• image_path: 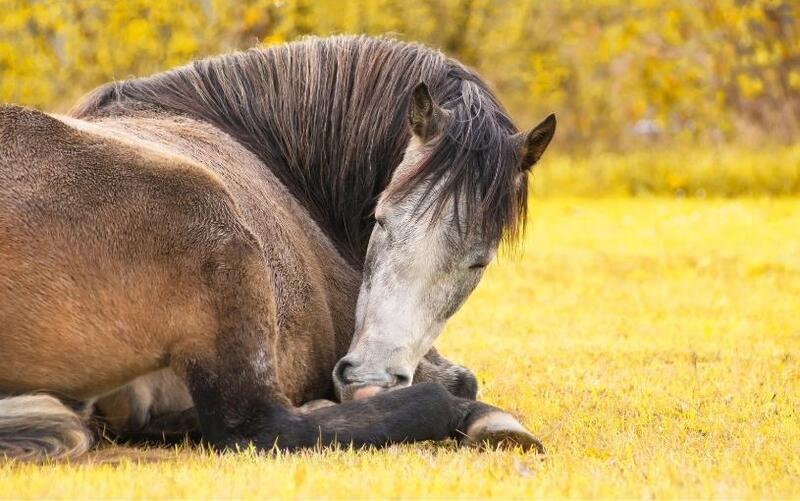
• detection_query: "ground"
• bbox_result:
[2,198,798,498]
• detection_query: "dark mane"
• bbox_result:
[71,35,526,265]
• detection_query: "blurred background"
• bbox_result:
[1,0,798,196]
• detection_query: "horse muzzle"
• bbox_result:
[332,355,413,401]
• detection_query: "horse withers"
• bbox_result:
[0,36,555,460]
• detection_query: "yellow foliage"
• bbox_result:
[0,0,798,148]
[1,198,798,498]
[533,145,800,197]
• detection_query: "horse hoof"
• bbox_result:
[461,412,545,454]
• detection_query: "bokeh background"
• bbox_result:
[1,0,798,196]
[2,2,799,498]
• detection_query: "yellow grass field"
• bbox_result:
[1,198,798,498]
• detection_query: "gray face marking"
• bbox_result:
[333,138,500,400]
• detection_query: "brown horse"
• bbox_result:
[0,36,555,460]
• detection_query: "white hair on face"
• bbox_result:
[337,136,498,399]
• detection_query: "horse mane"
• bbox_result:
[71,35,526,266]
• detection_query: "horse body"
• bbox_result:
[0,36,553,459]
[0,105,489,457]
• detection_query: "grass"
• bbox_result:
[1,198,799,498]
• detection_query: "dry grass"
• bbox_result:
[1,198,798,498]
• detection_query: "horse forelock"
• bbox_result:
[70,35,527,264]
[389,71,527,247]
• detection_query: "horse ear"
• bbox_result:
[516,113,556,171]
[408,82,445,142]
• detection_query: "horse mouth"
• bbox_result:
[336,383,388,402]
[351,385,385,400]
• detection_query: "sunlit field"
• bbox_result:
[2,197,797,498]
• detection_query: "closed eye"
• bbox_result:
[468,262,488,270]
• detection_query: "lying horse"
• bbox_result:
[0,36,555,460]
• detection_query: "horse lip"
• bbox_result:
[337,382,390,402]
[351,385,385,400]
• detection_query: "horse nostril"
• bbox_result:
[391,370,412,388]
[333,358,356,385]
[334,358,412,391]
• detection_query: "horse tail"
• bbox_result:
[0,394,94,461]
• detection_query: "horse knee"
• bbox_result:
[414,355,478,400]
[445,365,478,400]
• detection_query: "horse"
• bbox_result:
[0,35,555,460]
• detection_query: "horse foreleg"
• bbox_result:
[415,347,478,400]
